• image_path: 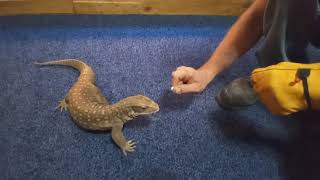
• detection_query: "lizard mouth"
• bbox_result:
[140,110,159,116]
[140,107,160,116]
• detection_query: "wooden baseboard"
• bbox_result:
[0,0,253,16]
[0,0,74,16]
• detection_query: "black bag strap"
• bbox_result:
[297,68,312,109]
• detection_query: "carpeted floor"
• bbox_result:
[1,15,320,180]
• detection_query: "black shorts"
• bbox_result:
[256,0,320,67]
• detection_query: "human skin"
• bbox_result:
[171,0,267,94]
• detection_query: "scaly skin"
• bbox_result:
[36,59,159,156]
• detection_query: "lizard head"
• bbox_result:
[122,95,160,117]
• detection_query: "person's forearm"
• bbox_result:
[199,0,267,78]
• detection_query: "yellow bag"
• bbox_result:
[251,62,320,115]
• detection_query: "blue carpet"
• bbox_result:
[1,15,320,180]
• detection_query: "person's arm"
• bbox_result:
[171,0,267,94]
[200,0,267,76]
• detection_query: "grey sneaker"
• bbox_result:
[215,77,258,110]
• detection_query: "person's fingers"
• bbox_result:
[176,66,188,71]
[171,71,182,87]
[173,83,203,94]
[171,66,194,87]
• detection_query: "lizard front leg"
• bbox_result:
[111,122,136,156]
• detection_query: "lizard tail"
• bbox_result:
[35,59,96,83]
[34,59,89,71]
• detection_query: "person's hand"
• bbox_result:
[171,66,215,94]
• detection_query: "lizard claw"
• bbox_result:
[122,140,137,156]
[122,150,128,156]
[56,99,68,112]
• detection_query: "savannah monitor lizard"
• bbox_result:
[35,59,159,156]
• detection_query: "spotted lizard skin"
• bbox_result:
[36,59,159,155]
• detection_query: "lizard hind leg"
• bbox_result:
[56,98,68,112]
[89,85,110,105]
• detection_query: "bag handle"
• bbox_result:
[296,68,312,109]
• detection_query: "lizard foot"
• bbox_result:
[122,140,136,156]
[56,99,68,112]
